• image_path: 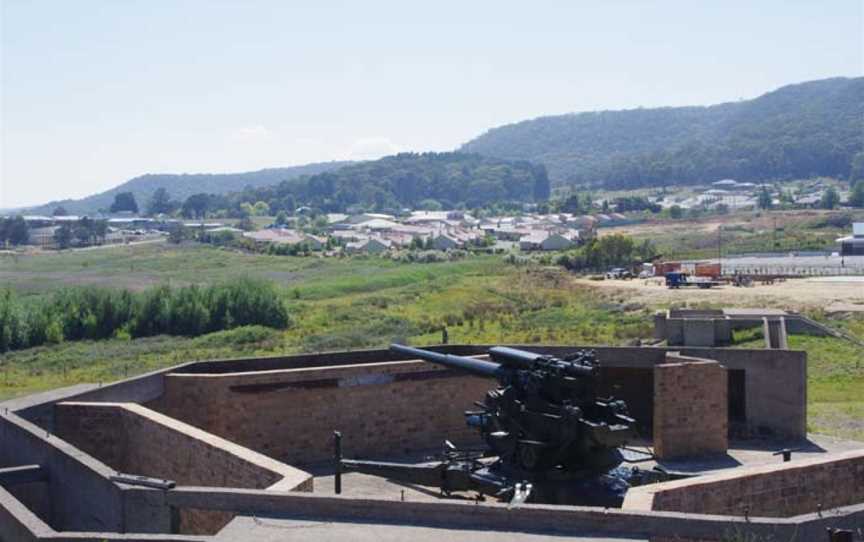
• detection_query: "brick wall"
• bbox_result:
[654,356,728,460]
[54,402,311,535]
[624,449,864,518]
[150,360,492,466]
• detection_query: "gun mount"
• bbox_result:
[338,345,687,505]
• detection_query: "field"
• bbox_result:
[601,209,864,260]
[1,242,862,441]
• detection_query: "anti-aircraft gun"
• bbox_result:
[338,345,679,505]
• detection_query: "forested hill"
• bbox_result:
[461,77,864,189]
[24,161,351,215]
[222,152,550,212]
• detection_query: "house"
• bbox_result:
[519,230,579,251]
[837,223,864,256]
[430,233,460,251]
[345,237,391,254]
[243,229,304,244]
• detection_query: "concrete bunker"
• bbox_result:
[0,343,858,542]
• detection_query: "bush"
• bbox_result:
[0,279,292,353]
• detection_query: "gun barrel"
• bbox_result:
[489,346,596,378]
[488,346,543,369]
[390,344,500,378]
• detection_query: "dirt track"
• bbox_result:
[573,276,864,312]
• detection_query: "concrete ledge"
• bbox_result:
[623,448,864,518]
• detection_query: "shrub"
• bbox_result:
[0,279,292,353]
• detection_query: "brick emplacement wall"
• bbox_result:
[54,402,311,534]
[150,360,491,465]
[624,449,864,518]
[654,355,728,459]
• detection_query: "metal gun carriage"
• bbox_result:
[337,344,683,505]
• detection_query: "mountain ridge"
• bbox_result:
[460,76,864,189]
[18,161,352,215]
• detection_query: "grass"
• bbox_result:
[636,208,864,260]
[0,245,649,401]
[2,242,863,445]
[733,321,864,441]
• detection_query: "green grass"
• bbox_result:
[642,209,864,260]
[733,323,864,441]
[0,245,649,401]
[2,243,863,444]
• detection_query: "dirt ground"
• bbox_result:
[573,275,864,312]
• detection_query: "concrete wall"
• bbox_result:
[624,449,864,518]
[54,402,311,535]
[151,360,490,466]
[146,344,805,464]
[0,411,124,532]
[654,356,728,459]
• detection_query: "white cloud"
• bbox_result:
[346,136,402,161]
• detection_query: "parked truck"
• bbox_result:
[665,271,721,289]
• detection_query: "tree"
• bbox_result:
[237,216,255,231]
[532,165,551,201]
[757,186,773,210]
[147,188,174,216]
[253,201,270,216]
[669,205,683,219]
[54,224,73,249]
[5,216,29,246]
[851,151,864,182]
[274,211,289,226]
[182,194,211,219]
[52,206,69,216]
[560,194,581,214]
[418,199,443,211]
[850,180,864,208]
[819,186,840,210]
[239,202,255,217]
[110,192,139,214]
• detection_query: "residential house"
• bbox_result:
[519,230,579,251]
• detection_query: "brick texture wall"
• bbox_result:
[54,402,311,535]
[624,449,864,519]
[150,360,492,466]
[654,357,728,460]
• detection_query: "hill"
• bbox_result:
[22,161,351,215]
[461,77,864,189]
[222,152,550,212]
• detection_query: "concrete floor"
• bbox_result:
[215,517,648,542]
[311,434,864,503]
[208,434,864,541]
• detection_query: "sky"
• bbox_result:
[1,1,862,209]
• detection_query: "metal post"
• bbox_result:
[334,431,342,494]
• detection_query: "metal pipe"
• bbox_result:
[334,431,342,494]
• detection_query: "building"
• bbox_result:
[345,237,391,254]
[519,230,579,251]
[27,226,59,248]
[837,222,864,256]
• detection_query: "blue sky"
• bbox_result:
[1,0,862,208]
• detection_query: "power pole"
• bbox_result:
[717,226,723,275]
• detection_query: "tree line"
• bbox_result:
[124,152,550,219]
[0,279,290,353]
